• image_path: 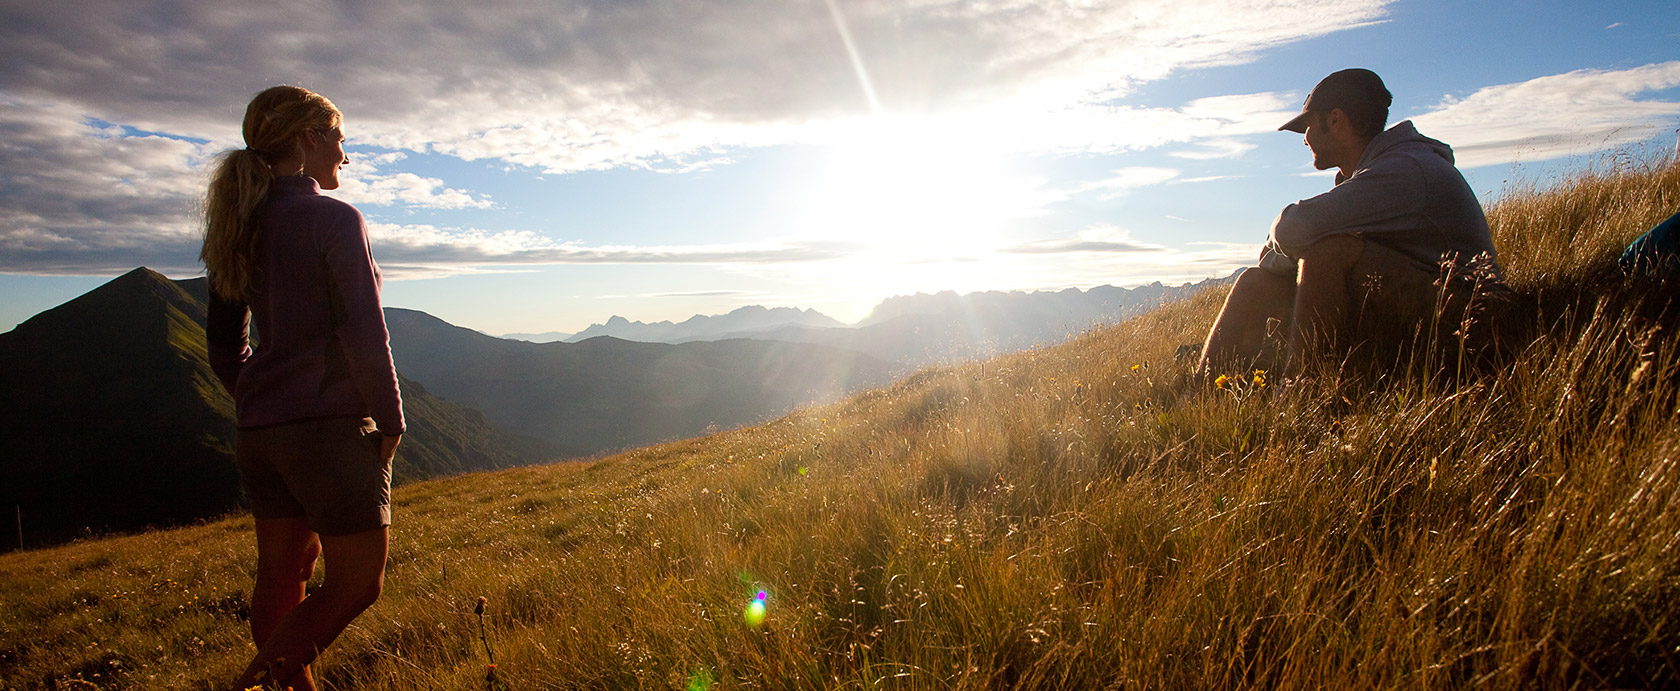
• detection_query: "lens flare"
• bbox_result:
[744,590,769,627]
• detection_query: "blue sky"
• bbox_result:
[1,0,1676,336]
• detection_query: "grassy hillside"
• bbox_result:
[2,158,1677,689]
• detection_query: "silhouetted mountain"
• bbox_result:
[384,308,893,456]
[0,268,553,549]
[0,268,235,548]
[566,305,844,343]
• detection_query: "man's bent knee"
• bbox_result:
[1234,265,1290,287]
[1229,266,1295,304]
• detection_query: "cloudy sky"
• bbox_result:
[2,0,1677,335]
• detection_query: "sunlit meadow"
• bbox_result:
[3,158,1678,689]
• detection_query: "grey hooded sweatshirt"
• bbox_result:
[1262,120,1500,278]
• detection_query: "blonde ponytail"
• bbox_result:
[201,86,342,300]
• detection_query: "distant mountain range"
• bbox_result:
[564,305,844,343]
[383,308,895,457]
[0,268,550,549]
[811,279,1236,366]
[550,278,1236,368]
[853,281,1225,329]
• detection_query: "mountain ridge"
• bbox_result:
[383,307,896,457]
[544,277,1236,368]
[0,268,554,549]
[565,304,844,343]
[764,275,1237,367]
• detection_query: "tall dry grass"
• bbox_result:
[2,159,1678,690]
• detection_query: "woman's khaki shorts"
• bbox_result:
[235,416,392,536]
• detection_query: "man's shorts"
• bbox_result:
[235,416,392,536]
[1347,240,1511,353]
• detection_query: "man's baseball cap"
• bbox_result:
[1279,68,1392,133]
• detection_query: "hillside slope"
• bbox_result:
[0,268,238,548]
[1,161,1677,689]
[384,308,897,457]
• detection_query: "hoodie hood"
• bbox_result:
[1357,120,1455,169]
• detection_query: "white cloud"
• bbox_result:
[1005,225,1164,254]
[0,97,498,275]
[985,89,1299,159]
[331,155,494,210]
[1180,92,1299,133]
[650,290,759,298]
[1170,138,1261,160]
[28,3,1676,321]
[0,0,1394,275]
[0,0,1391,173]
[1410,61,1680,169]
[1076,167,1183,199]
[0,98,209,275]
[364,221,846,277]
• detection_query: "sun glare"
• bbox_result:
[795,117,1041,250]
[777,114,1070,317]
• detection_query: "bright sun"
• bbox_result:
[794,116,1042,251]
[776,114,1067,316]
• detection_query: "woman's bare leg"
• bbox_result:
[249,517,320,690]
[236,526,388,690]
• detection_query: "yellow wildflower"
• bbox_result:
[1214,374,1230,389]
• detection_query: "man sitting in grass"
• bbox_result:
[1198,68,1507,377]
[1621,209,1680,279]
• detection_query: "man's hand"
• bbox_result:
[379,433,402,463]
[1258,243,1298,277]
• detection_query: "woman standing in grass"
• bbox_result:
[201,85,403,691]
